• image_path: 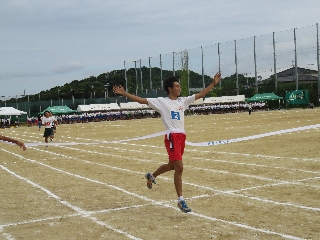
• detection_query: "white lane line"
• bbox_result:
[11,126,320,164]
[0,150,304,239]
[1,195,210,228]
[57,132,320,164]
[7,123,320,147]
[0,164,142,240]
[61,145,295,184]
[213,151,320,163]
[63,142,320,176]
[20,142,320,213]
[5,134,319,211]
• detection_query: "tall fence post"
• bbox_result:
[134,60,138,95]
[254,36,258,94]
[149,57,152,90]
[140,59,143,93]
[124,61,127,99]
[173,52,175,76]
[187,51,190,95]
[294,28,298,90]
[317,23,320,103]
[235,40,239,95]
[218,43,221,88]
[160,54,163,88]
[201,46,205,89]
[273,32,278,94]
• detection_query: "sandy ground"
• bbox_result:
[0,108,320,240]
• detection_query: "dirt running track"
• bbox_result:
[0,108,320,239]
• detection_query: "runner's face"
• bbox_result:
[170,81,181,97]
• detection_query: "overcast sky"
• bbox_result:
[1,0,320,97]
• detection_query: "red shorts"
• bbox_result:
[164,133,186,161]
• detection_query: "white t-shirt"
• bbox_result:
[42,116,55,129]
[147,95,195,133]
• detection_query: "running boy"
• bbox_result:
[42,110,55,147]
[113,72,221,213]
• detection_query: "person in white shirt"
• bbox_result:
[42,111,55,147]
[113,72,221,213]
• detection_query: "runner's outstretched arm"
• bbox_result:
[0,135,26,150]
[195,72,221,100]
[113,85,148,104]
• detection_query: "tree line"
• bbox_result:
[2,67,319,107]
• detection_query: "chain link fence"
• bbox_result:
[1,24,319,121]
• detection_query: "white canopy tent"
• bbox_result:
[190,98,204,106]
[77,103,120,112]
[203,97,224,104]
[0,107,27,115]
[77,105,94,112]
[221,95,245,103]
[76,95,246,112]
[204,95,245,104]
[120,102,149,110]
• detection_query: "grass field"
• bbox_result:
[1,108,320,239]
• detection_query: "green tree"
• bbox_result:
[178,50,189,97]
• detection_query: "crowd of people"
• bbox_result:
[0,117,21,128]
[0,117,11,128]
[188,102,265,115]
[26,101,266,127]
[28,109,159,126]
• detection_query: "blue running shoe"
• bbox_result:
[178,200,191,213]
[145,173,156,189]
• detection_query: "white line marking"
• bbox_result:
[187,124,320,146]
[14,123,320,147]
[0,149,309,239]
[1,195,210,228]
[0,164,142,240]
[17,139,320,213]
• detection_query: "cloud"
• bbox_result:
[0,0,319,97]
[52,61,85,74]
[0,69,46,79]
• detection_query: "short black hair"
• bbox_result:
[163,76,179,94]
